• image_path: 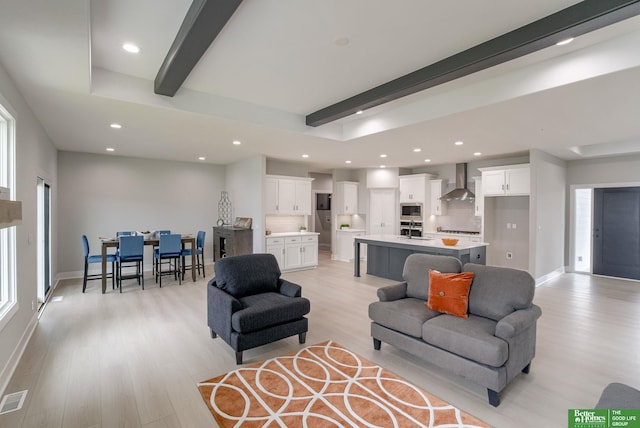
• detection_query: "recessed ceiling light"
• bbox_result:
[474,152,482,156]
[380,154,387,158]
[302,154,309,158]
[454,141,464,146]
[110,123,122,129]
[122,43,141,53]
[413,148,422,152]
[198,156,206,161]
[556,37,574,46]
[106,147,115,152]
[232,140,241,145]
[380,165,386,169]
[424,159,431,163]
[345,160,352,164]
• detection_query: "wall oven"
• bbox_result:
[400,221,422,237]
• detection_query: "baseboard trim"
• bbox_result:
[535,266,566,286]
[0,312,38,398]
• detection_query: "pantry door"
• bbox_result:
[593,187,640,280]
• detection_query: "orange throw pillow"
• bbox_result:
[426,270,475,318]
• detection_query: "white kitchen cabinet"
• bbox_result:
[300,235,318,267]
[334,181,359,214]
[335,230,365,262]
[430,179,447,216]
[480,164,530,196]
[265,237,285,267]
[369,189,396,235]
[265,176,313,215]
[474,177,483,217]
[266,234,318,271]
[399,174,429,203]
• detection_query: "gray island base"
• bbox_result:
[354,235,488,281]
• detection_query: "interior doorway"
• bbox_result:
[37,177,51,306]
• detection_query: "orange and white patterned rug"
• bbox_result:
[198,341,491,427]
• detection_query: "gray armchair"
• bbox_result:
[207,253,311,364]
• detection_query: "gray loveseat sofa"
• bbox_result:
[369,254,541,406]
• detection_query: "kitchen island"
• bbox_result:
[354,235,488,281]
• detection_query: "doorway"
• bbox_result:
[593,187,640,280]
[37,178,51,305]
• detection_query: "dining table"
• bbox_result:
[100,235,197,294]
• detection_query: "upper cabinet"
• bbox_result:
[480,164,530,197]
[399,174,430,204]
[265,175,313,215]
[430,179,447,216]
[335,181,359,214]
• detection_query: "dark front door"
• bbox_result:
[593,187,640,280]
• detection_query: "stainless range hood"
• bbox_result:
[440,163,475,201]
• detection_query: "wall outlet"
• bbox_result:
[506,252,513,259]
[512,223,517,229]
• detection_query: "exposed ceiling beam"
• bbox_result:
[154,0,243,97]
[306,0,640,127]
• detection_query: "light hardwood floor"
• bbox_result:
[1,252,639,427]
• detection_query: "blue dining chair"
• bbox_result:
[116,231,134,237]
[182,230,206,279]
[82,235,115,293]
[154,233,182,287]
[116,235,144,292]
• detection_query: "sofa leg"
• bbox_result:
[210,329,217,339]
[235,351,243,365]
[298,332,306,344]
[487,389,500,407]
[522,362,531,374]
[373,338,381,350]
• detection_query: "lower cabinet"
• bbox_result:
[266,234,318,271]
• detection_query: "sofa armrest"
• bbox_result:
[278,278,302,297]
[377,282,408,302]
[495,304,542,339]
[208,279,243,339]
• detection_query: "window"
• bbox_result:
[0,98,17,330]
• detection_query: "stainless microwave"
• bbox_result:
[400,203,422,220]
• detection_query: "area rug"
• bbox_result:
[198,340,491,427]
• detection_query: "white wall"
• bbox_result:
[530,150,566,279]
[225,155,265,252]
[568,153,640,185]
[0,63,58,395]
[57,152,225,275]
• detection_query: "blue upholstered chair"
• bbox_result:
[208,253,310,364]
[154,233,182,287]
[182,230,206,279]
[116,235,144,292]
[82,235,115,293]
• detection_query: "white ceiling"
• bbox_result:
[1,0,640,172]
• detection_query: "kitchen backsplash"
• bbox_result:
[435,200,481,232]
[266,215,306,233]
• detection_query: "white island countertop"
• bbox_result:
[355,234,488,250]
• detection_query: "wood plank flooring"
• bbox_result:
[1,252,639,427]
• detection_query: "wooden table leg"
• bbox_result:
[191,239,196,282]
[101,242,107,294]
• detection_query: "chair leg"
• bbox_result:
[488,389,500,407]
[373,338,381,350]
[522,362,531,374]
[298,332,306,344]
[111,261,115,290]
[140,260,144,290]
[210,329,217,338]
[82,260,88,293]
[178,257,181,285]
[235,351,243,365]
[118,262,123,293]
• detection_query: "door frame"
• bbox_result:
[37,176,52,306]
[569,181,640,275]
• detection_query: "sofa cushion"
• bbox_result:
[403,254,462,300]
[422,315,508,368]
[463,263,535,321]
[214,253,281,298]
[232,292,310,334]
[369,298,441,338]
[426,270,474,318]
